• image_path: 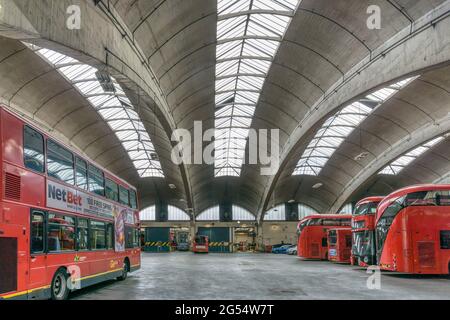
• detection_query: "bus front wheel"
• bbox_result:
[51,268,70,300]
[117,259,129,281]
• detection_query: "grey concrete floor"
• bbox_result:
[71,252,450,300]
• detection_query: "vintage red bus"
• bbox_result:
[192,235,209,253]
[297,214,351,260]
[327,228,352,263]
[376,184,450,274]
[351,196,384,266]
[0,106,141,300]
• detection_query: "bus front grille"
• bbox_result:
[0,237,18,295]
[418,241,436,268]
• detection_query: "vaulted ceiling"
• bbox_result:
[0,0,449,217]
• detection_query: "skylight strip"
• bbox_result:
[379,136,446,175]
[214,0,300,177]
[27,45,165,178]
[293,76,419,176]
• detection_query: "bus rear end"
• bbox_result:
[351,196,383,266]
[328,228,352,263]
[193,235,209,253]
[297,215,352,260]
[376,186,450,274]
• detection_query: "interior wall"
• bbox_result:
[258,222,298,247]
[140,221,299,250]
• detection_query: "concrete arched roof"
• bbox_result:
[0,0,449,219]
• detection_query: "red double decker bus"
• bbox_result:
[0,106,141,300]
[297,214,351,260]
[192,235,209,253]
[351,196,384,267]
[327,228,352,263]
[376,184,450,274]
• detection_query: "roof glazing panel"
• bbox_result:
[379,136,446,175]
[215,0,300,177]
[27,44,165,178]
[293,76,419,176]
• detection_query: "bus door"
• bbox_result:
[0,225,20,296]
[0,212,28,297]
[28,210,47,290]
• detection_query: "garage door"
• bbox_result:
[198,227,231,252]
[144,227,170,252]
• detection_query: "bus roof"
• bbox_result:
[377,184,450,221]
[299,214,352,223]
[355,196,384,207]
[1,105,137,191]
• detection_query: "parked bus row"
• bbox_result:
[297,184,450,275]
[0,106,141,300]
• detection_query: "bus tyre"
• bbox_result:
[117,260,129,281]
[51,269,70,300]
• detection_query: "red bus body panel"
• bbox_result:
[328,228,352,263]
[0,106,141,299]
[297,214,351,260]
[376,184,450,274]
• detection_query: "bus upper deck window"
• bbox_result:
[119,185,129,207]
[105,178,119,202]
[76,157,88,190]
[130,190,138,209]
[47,140,74,185]
[88,164,105,196]
[24,126,45,173]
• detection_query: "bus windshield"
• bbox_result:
[352,230,375,256]
[297,221,308,236]
[353,202,379,216]
[328,230,337,246]
[195,236,207,245]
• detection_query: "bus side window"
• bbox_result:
[134,228,140,248]
[47,139,75,185]
[322,237,328,247]
[130,190,138,209]
[105,178,119,202]
[440,231,450,249]
[88,164,105,196]
[77,218,89,251]
[24,126,45,173]
[125,226,133,249]
[106,223,114,250]
[75,157,88,190]
[47,213,75,252]
[31,212,45,253]
[119,185,130,207]
[90,220,106,250]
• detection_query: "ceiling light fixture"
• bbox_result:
[354,152,369,161]
[312,183,323,189]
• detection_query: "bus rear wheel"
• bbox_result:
[51,269,70,300]
[117,259,129,281]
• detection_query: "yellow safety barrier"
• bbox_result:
[145,241,170,247]
[208,242,232,247]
